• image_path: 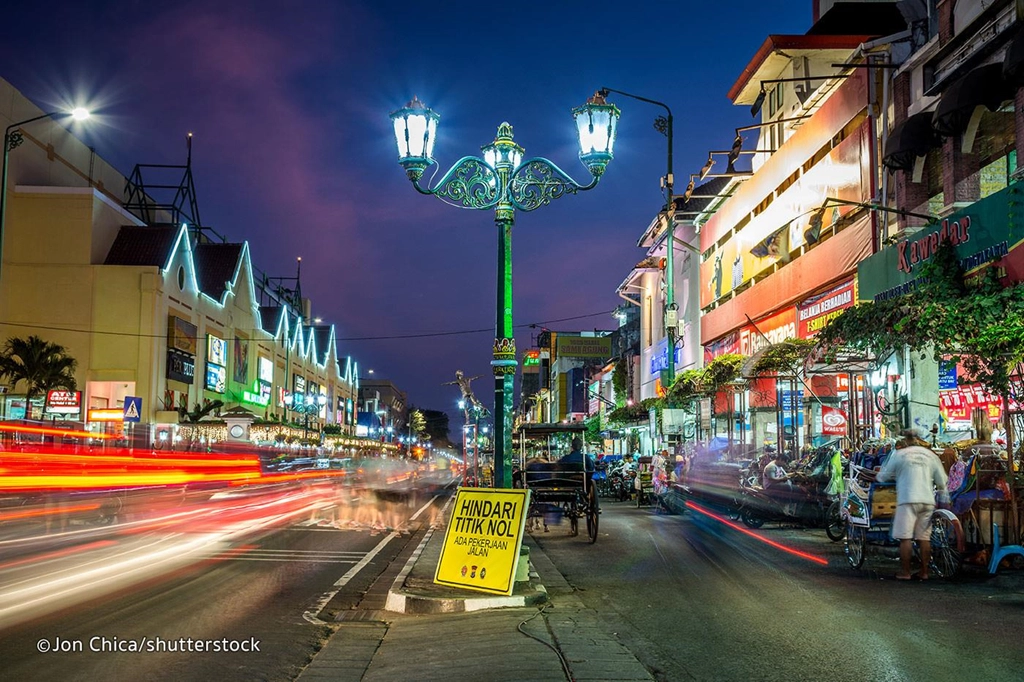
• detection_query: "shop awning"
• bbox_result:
[882,111,941,172]
[1003,24,1024,87]
[932,63,1013,137]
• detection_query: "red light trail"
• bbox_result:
[686,501,830,566]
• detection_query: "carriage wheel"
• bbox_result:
[929,511,964,579]
[586,505,598,543]
[741,507,765,529]
[845,523,866,569]
[825,500,846,542]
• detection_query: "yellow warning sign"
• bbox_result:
[434,487,530,595]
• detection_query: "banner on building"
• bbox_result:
[556,335,612,359]
[798,279,856,338]
[168,316,197,355]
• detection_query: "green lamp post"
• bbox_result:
[390,94,619,488]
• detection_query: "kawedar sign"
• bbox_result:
[435,488,530,595]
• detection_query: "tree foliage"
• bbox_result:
[611,361,628,406]
[0,336,78,416]
[815,238,1024,395]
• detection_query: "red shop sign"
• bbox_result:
[821,406,848,435]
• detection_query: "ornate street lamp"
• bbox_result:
[390,94,619,489]
[1,107,90,286]
[284,392,327,446]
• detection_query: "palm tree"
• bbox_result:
[0,335,77,419]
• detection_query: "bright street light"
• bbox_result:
[390,93,619,488]
[1,107,92,287]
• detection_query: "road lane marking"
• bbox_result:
[302,495,439,625]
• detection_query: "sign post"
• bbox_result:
[435,487,530,595]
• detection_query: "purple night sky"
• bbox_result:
[0,1,809,424]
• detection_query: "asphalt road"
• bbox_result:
[532,498,1024,682]
[0,486,448,682]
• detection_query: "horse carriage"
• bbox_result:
[516,423,599,544]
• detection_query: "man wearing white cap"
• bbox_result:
[876,428,949,580]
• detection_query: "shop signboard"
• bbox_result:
[435,488,530,596]
[293,375,306,395]
[168,316,197,355]
[650,336,682,377]
[207,335,227,366]
[938,361,958,390]
[858,181,1024,302]
[258,356,274,384]
[205,364,226,393]
[821,406,848,435]
[45,390,82,415]
[739,307,797,357]
[556,335,612,359]
[798,279,856,338]
[167,350,195,384]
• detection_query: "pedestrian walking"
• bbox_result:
[875,428,949,580]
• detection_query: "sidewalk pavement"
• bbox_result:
[297,527,654,681]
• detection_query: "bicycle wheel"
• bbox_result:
[845,523,866,568]
[825,500,846,542]
[929,511,964,579]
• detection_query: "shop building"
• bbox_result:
[0,75,360,446]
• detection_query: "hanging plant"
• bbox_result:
[815,238,1024,395]
[700,353,746,395]
[747,339,817,377]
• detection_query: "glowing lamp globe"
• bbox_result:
[390,96,439,181]
[573,91,620,177]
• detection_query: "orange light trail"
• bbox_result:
[0,423,114,439]
[0,503,101,522]
[686,501,829,566]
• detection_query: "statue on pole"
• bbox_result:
[443,370,488,416]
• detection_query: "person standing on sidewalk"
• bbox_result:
[875,428,949,580]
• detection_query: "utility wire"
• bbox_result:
[0,310,616,344]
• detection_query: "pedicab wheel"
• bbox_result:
[929,510,964,579]
[741,508,765,529]
[586,506,598,544]
[845,523,866,569]
[825,500,846,542]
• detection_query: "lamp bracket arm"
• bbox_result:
[599,87,672,118]
[508,157,596,212]
[415,156,501,210]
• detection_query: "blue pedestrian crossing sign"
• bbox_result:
[123,396,142,423]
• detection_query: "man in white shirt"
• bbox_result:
[876,428,949,580]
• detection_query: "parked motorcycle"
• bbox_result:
[738,475,844,541]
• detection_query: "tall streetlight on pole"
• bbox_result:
[1,107,90,285]
[596,88,677,388]
[284,392,327,446]
[390,95,619,488]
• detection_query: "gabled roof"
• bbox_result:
[104,225,180,266]
[193,242,244,301]
[259,306,282,334]
[312,326,332,364]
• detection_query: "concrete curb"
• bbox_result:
[384,528,548,614]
